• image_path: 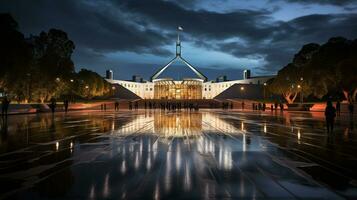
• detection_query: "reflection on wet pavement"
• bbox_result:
[0,110,356,199]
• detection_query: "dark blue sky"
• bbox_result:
[1,0,357,80]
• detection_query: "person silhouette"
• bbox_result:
[50,98,56,114]
[64,99,69,113]
[115,101,119,111]
[336,100,341,117]
[325,100,336,133]
[348,102,354,118]
[1,96,11,118]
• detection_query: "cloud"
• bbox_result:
[284,0,357,6]
[1,0,356,78]
[0,0,172,56]
[118,0,275,41]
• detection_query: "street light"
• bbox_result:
[263,83,267,99]
[299,77,303,103]
[240,86,245,91]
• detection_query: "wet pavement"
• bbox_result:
[0,110,356,199]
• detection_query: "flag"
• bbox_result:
[178,26,183,31]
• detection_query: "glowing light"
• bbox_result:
[154,182,160,200]
[89,185,95,199]
[103,174,110,198]
[243,134,246,152]
[55,142,59,151]
[240,86,245,91]
[121,160,127,174]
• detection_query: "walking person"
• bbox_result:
[64,99,69,113]
[336,100,341,116]
[50,98,56,114]
[274,102,278,111]
[348,102,354,118]
[115,101,119,111]
[1,96,11,118]
[325,100,336,133]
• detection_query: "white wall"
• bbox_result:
[107,75,274,99]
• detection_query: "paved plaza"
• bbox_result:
[0,110,356,199]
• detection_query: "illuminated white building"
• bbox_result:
[106,29,274,100]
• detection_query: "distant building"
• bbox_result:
[243,69,251,80]
[106,33,275,99]
[106,70,113,80]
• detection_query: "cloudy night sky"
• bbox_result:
[1,0,357,80]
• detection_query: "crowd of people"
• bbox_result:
[0,96,355,135]
[129,101,200,111]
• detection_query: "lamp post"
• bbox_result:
[263,82,267,99]
[26,73,31,103]
[111,86,116,97]
[299,77,303,104]
[240,86,245,99]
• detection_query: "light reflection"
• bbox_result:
[70,141,73,153]
[176,144,182,172]
[165,151,172,192]
[111,111,241,139]
[121,160,126,174]
[55,142,59,151]
[154,182,160,200]
[111,120,115,131]
[89,184,95,199]
[146,153,152,171]
[263,124,267,133]
[103,173,110,198]
[243,134,246,152]
[134,151,140,170]
[184,161,192,191]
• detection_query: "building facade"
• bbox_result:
[106,30,274,99]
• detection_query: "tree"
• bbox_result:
[268,43,317,103]
[0,14,32,102]
[74,69,111,99]
[29,29,75,102]
[303,37,357,102]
